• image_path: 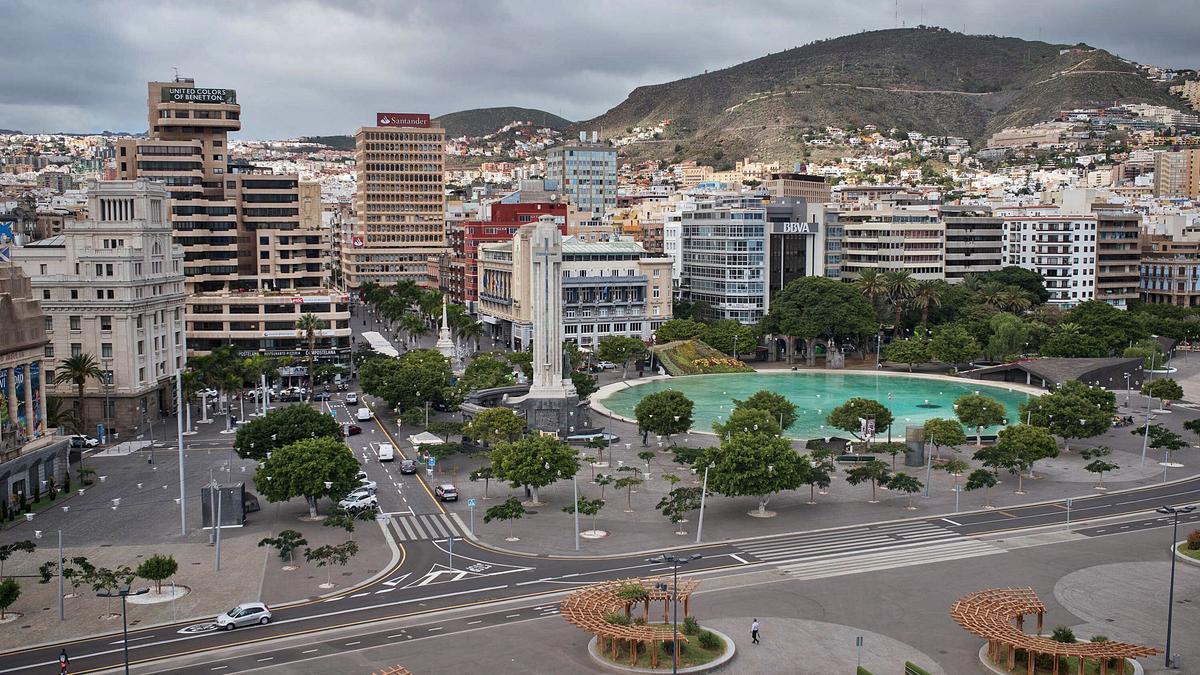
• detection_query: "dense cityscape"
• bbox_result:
[1,4,1198,674]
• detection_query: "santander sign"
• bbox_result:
[376,113,431,128]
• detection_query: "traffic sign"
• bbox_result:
[427,457,436,467]
[467,498,476,508]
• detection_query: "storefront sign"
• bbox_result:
[376,113,431,128]
[772,221,820,235]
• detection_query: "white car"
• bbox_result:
[345,392,359,405]
[338,493,378,511]
[69,435,100,448]
[597,361,617,370]
[345,485,376,500]
[196,388,219,400]
[357,479,378,491]
[216,602,272,630]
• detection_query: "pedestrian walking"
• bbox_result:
[751,618,760,645]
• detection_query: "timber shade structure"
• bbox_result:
[950,588,1159,675]
[560,576,701,669]
[370,667,412,675]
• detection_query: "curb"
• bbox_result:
[587,626,736,674]
[1175,540,1200,569]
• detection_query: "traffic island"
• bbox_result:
[588,627,733,673]
[1175,540,1200,568]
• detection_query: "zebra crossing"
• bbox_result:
[735,520,1004,580]
[388,513,463,542]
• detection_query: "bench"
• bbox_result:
[836,454,875,463]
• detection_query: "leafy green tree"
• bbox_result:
[1142,378,1184,402]
[806,449,835,503]
[826,398,894,442]
[1019,381,1114,451]
[654,319,706,343]
[0,541,36,578]
[258,530,308,563]
[845,459,891,503]
[54,353,103,434]
[570,371,598,399]
[981,266,1050,303]
[700,319,756,357]
[698,431,809,516]
[323,507,376,540]
[295,313,325,400]
[463,407,526,446]
[1081,446,1118,489]
[235,404,343,460]
[427,420,463,444]
[1183,418,1200,446]
[359,348,453,411]
[1063,300,1148,353]
[505,349,533,380]
[483,497,525,541]
[656,487,702,533]
[924,418,967,460]
[995,423,1058,487]
[955,393,1007,446]
[304,541,359,588]
[253,437,361,518]
[1132,423,1188,464]
[936,458,971,495]
[882,338,931,371]
[469,465,495,498]
[634,390,694,444]
[732,390,798,431]
[930,323,981,366]
[713,407,780,440]
[869,441,907,471]
[455,352,515,395]
[882,270,918,328]
[563,497,605,534]
[490,435,579,503]
[887,472,924,509]
[964,468,997,507]
[613,471,644,512]
[1040,323,1109,358]
[0,577,19,620]
[87,565,136,616]
[984,313,1029,361]
[596,335,649,380]
[135,554,178,594]
[763,276,877,363]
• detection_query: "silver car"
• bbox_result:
[216,602,272,630]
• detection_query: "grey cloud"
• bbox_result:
[1,0,1195,137]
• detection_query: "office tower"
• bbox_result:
[116,79,349,363]
[342,113,447,290]
[545,133,617,215]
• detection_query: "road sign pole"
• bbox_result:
[467,498,476,535]
[856,636,863,667]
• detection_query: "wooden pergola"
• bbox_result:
[560,576,702,668]
[370,666,413,675]
[950,588,1159,675]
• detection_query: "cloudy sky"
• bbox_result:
[2,0,1195,138]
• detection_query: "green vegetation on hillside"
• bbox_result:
[652,340,754,375]
[436,107,573,138]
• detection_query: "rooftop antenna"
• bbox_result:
[172,66,181,82]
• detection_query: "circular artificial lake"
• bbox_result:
[597,372,1033,439]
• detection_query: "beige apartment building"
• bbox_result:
[835,203,945,281]
[1153,149,1200,198]
[116,79,349,362]
[342,113,448,290]
[477,223,672,351]
[12,180,186,434]
[765,173,831,204]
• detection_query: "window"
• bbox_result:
[39,264,47,275]
[69,316,81,331]
[652,288,661,299]
[137,341,144,355]
[44,317,53,332]
[100,315,112,331]
[70,289,78,299]
[138,367,145,382]
[44,345,54,358]
[136,315,143,329]
[96,290,104,299]
[101,343,113,358]
[42,289,50,300]
[70,343,82,357]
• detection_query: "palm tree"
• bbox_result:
[998,291,1032,314]
[854,268,885,312]
[910,280,943,325]
[417,290,443,328]
[204,345,245,433]
[881,270,917,329]
[458,319,484,353]
[295,313,324,402]
[54,354,104,435]
[44,396,79,434]
[180,370,202,432]
[978,283,1007,310]
[401,312,429,348]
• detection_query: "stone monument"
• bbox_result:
[435,295,460,372]
[512,215,583,435]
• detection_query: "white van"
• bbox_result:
[377,443,395,462]
[356,407,371,421]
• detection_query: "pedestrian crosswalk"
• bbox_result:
[389,513,463,541]
[734,520,1005,581]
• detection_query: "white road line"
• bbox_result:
[345,641,361,646]
[386,634,405,639]
[941,518,962,526]
[467,620,482,625]
[210,667,227,671]
[300,649,318,654]
[350,592,368,598]
[729,553,748,564]
[427,627,444,632]
[505,613,521,618]
[375,587,395,594]
[256,657,274,662]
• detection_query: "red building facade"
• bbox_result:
[463,202,567,303]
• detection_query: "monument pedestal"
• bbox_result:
[520,394,583,436]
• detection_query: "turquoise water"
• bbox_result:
[599,372,1031,439]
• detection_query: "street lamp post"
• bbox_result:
[648,553,701,675]
[96,585,149,675]
[1156,504,1195,669]
[695,462,715,544]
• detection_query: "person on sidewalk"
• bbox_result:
[751,618,760,645]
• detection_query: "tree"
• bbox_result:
[295,313,325,402]
[845,460,891,503]
[882,270,918,328]
[888,472,924,509]
[806,450,835,504]
[964,468,998,507]
[1184,418,1200,446]
[955,393,1006,446]
[563,497,605,535]
[253,437,361,518]
[1132,423,1187,465]
[484,496,525,541]
[1019,381,1114,451]
[613,471,644,512]
[995,424,1058,491]
[455,352,515,396]
[1081,446,1118,489]
[0,541,36,578]
[135,554,178,594]
[463,407,526,447]
[764,276,877,364]
[655,319,706,343]
[1142,378,1184,403]
[258,530,308,563]
[982,266,1050,304]
[713,407,780,440]
[0,577,19,620]
[198,345,250,433]
[700,319,756,357]
[596,335,649,380]
[656,486,702,534]
[984,313,1029,361]
[826,398,894,442]
[870,441,907,471]
[88,565,135,616]
[924,418,967,460]
[930,323,981,367]
[469,465,495,498]
[634,390,694,444]
[490,435,579,504]
[733,390,798,431]
[937,458,971,496]
[698,431,808,516]
[304,541,359,588]
[235,404,342,460]
[910,279,943,325]
[359,349,452,412]
[882,338,931,371]
[1040,323,1109,358]
[323,507,376,539]
[505,349,533,380]
[570,371,598,400]
[54,354,103,433]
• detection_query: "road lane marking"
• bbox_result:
[256,657,274,662]
[344,641,361,646]
[350,592,368,599]
[940,518,962,526]
[427,627,443,632]
[376,588,395,594]
[467,620,482,625]
[729,554,748,564]
[300,649,318,654]
[505,613,520,618]
[996,510,1017,517]
[210,668,227,671]
[386,634,405,639]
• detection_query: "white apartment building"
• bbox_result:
[997,205,1097,308]
[12,180,186,436]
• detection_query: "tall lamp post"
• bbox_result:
[648,553,701,675]
[1156,504,1195,669]
[695,461,715,544]
[96,585,149,675]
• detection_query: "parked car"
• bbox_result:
[435,484,459,502]
[196,388,219,400]
[399,459,418,475]
[345,485,376,500]
[343,424,362,437]
[338,492,378,511]
[355,470,370,482]
[358,479,378,491]
[215,602,272,630]
[377,443,395,462]
[313,391,332,401]
[597,361,617,370]
[356,407,371,421]
[345,392,359,404]
[68,435,100,448]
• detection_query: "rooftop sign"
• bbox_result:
[161,87,236,104]
[376,113,431,128]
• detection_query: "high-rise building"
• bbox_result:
[940,205,1004,282]
[765,173,831,204]
[116,79,349,363]
[11,180,186,433]
[1153,149,1200,198]
[1094,209,1141,309]
[837,203,945,281]
[998,206,1097,309]
[342,113,447,290]
[545,135,617,215]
